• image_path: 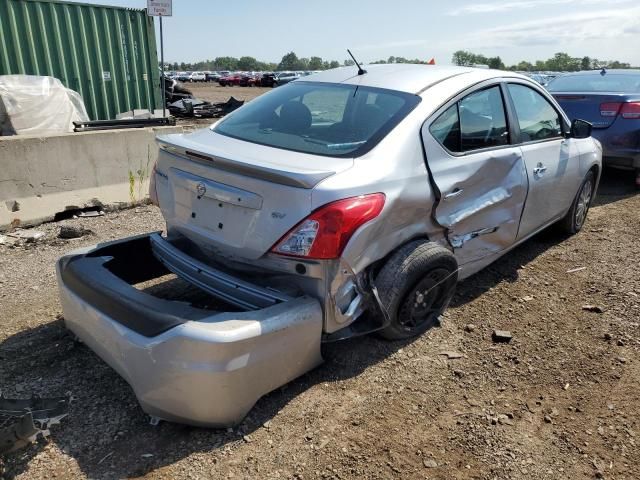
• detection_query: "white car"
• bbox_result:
[188,72,206,82]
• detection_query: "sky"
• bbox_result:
[69,0,640,66]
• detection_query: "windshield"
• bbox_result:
[213,81,421,157]
[547,73,640,93]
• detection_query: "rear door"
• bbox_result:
[505,82,581,238]
[422,83,528,265]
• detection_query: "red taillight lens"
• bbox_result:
[271,193,385,259]
[600,102,622,117]
[620,102,640,119]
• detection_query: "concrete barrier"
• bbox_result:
[0,125,191,230]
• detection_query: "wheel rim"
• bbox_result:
[398,268,451,331]
[575,177,593,228]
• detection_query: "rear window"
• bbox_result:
[213,82,421,157]
[547,73,640,93]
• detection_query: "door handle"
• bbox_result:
[444,188,463,200]
[533,164,547,176]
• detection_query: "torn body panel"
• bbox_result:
[418,132,528,265]
[0,396,69,454]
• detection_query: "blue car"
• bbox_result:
[547,69,640,186]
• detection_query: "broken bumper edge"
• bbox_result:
[56,238,324,428]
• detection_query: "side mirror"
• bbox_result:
[570,119,592,139]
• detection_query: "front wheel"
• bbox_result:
[558,170,595,234]
[375,241,458,341]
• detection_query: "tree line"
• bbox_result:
[167,50,636,73]
[167,52,342,72]
[451,50,634,71]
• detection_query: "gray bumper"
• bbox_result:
[56,234,323,427]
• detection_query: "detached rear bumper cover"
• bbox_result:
[56,234,323,427]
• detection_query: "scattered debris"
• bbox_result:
[604,333,613,341]
[522,295,534,302]
[438,350,464,359]
[168,96,244,119]
[492,330,513,343]
[0,234,7,244]
[544,415,552,424]
[464,324,476,333]
[58,225,93,239]
[566,266,587,273]
[97,451,114,465]
[6,229,46,243]
[582,305,605,313]
[77,210,105,218]
[0,396,69,454]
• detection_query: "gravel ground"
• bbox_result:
[1,169,639,480]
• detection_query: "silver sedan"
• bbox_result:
[57,64,601,426]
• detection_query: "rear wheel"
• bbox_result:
[376,241,458,340]
[558,170,595,234]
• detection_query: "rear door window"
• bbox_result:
[507,84,562,142]
[429,85,509,153]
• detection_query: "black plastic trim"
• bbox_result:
[59,235,212,338]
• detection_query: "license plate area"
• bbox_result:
[170,168,263,245]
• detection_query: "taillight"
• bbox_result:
[620,102,640,119]
[600,102,621,117]
[270,193,385,259]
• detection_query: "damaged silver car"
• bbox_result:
[57,65,601,426]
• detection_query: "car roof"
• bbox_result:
[303,64,522,94]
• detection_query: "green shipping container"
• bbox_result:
[0,0,161,120]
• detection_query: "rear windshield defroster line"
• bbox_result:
[212,81,421,158]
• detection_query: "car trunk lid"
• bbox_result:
[155,129,353,260]
[552,92,634,129]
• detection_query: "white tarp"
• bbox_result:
[0,75,89,136]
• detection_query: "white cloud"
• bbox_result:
[448,0,632,16]
[467,6,640,49]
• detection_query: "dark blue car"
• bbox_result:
[547,69,640,187]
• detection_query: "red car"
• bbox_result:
[218,74,242,86]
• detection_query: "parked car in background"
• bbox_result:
[188,72,206,82]
[218,73,243,86]
[548,69,640,186]
[273,72,299,86]
[239,73,260,87]
[205,72,221,82]
[57,65,601,427]
[174,71,190,82]
[261,72,277,87]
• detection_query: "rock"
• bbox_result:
[544,415,552,423]
[438,351,464,359]
[617,357,626,364]
[582,305,604,313]
[464,324,476,333]
[492,330,513,343]
[604,333,612,341]
[58,225,93,239]
[423,459,438,468]
[617,339,625,346]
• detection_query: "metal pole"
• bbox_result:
[160,15,165,118]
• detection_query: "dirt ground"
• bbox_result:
[1,169,639,480]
